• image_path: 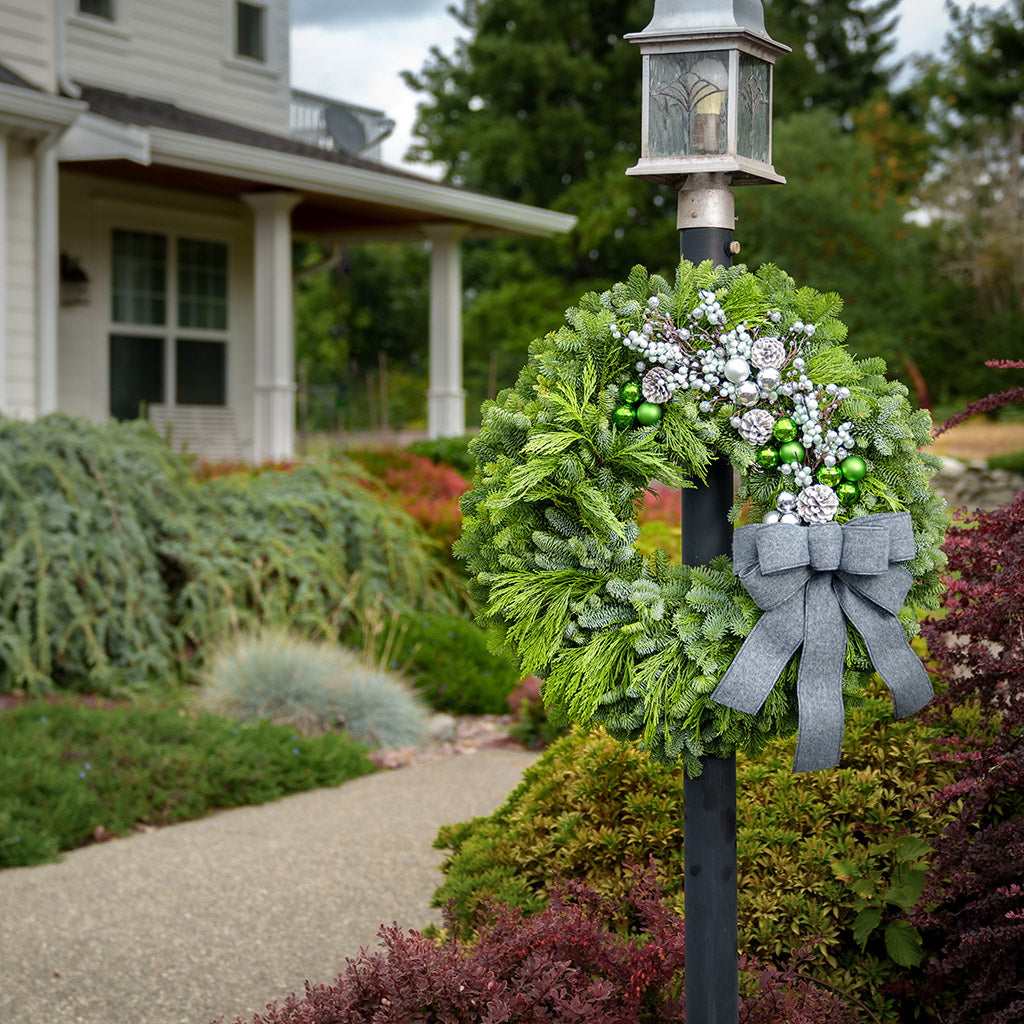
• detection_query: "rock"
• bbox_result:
[425,713,458,745]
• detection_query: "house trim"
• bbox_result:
[143,127,575,239]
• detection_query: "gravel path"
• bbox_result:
[0,749,538,1024]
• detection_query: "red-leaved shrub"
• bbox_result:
[220,872,858,1024]
[910,362,1024,1024]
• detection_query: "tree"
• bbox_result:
[762,0,901,117]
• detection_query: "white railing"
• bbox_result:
[289,89,395,162]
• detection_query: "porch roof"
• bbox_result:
[63,85,576,241]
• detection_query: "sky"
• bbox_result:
[289,0,1007,174]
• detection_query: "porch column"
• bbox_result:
[0,133,7,412]
[424,223,467,438]
[35,135,59,415]
[243,191,301,461]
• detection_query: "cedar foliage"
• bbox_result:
[0,416,462,696]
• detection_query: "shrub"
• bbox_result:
[0,699,375,867]
[220,870,858,1024]
[378,613,521,715]
[201,630,430,749]
[0,415,192,695]
[0,414,464,697]
[431,692,960,1019]
[912,407,1024,1024]
[407,434,476,478]
[175,461,466,655]
[344,448,467,554]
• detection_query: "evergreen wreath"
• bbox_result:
[456,261,948,775]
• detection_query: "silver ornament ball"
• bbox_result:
[756,366,781,390]
[775,490,798,513]
[724,356,751,383]
[736,381,760,406]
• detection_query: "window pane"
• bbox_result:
[178,238,228,329]
[112,229,166,325]
[738,54,771,164]
[79,0,113,19]
[236,2,265,61]
[110,335,164,420]
[648,51,729,158]
[176,340,226,406]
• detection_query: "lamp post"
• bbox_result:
[626,3,788,1022]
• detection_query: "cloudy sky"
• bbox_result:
[289,0,1006,172]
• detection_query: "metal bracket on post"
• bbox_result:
[679,169,740,1024]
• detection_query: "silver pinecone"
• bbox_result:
[738,408,774,446]
[642,366,674,403]
[796,484,840,524]
[750,336,787,370]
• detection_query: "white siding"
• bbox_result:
[65,0,291,136]
[5,138,37,417]
[0,1,56,92]
[58,169,256,457]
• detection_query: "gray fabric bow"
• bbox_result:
[710,511,933,772]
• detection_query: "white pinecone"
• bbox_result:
[642,366,674,403]
[738,408,774,446]
[796,484,840,524]
[750,336,787,370]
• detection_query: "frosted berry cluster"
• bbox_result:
[610,292,869,524]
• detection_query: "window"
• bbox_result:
[109,229,229,420]
[78,0,114,19]
[235,1,266,62]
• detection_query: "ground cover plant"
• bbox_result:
[222,870,859,1024]
[0,415,463,697]
[430,687,966,1021]
[0,699,375,868]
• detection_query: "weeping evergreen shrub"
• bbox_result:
[0,415,464,696]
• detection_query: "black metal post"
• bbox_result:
[680,178,739,1024]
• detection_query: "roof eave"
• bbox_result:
[146,127,577,238]
[0,83,86,134]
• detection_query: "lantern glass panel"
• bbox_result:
[648,50,729,157]
[737,52,771,164]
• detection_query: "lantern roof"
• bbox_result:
[628,0,788,54]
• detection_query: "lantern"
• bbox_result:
[626,0,789,188]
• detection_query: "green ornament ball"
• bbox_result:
[613,404,636,429]
[841,454,868,482]
[773,417,798,442]
[756,445,779,469]
[816,464,843,488]
[636,401,663,426]
[621,382,641,404]
[836,481,860,506]
[778,440,806,465]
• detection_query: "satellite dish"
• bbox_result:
[325,105,367,154]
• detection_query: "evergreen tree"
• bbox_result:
[762,0,901,116]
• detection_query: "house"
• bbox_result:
[0,0,575,461]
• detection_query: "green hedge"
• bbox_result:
[432,689,971,1020]
[0,415,463,696]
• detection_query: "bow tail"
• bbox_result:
[836,583,934,718]
[793,574,848,773]
[711,591,805,715]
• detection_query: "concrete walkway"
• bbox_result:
[0,749,537,1024]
